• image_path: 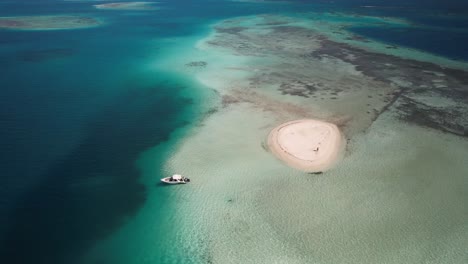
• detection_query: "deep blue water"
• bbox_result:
[345,0,468,61]
[350,26,468,61]
[1,0,468,263]
[0,1,206,262]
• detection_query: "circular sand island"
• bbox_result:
[267,119,344,173]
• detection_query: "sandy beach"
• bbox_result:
[268,119,343,172]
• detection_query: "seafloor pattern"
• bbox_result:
[204,15,468,137]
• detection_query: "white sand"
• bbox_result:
[268,119,343,172]
[94,2,156,10]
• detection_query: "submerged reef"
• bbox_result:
[308,38,468,137]
[202,14,468,137]
[185,61,208,68]
[16,48,75,62]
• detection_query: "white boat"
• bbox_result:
[161,174,190,184]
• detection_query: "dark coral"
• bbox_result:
[306,38,468,137]
[185,61,208,67]
[396,96,467,137]
[279,80,323,97]
[16,48,74,62]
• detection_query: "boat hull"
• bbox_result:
[161,177,187,184]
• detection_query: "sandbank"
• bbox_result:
[94,2,157,10]
[0,15,101,30]
[268,119,343,172]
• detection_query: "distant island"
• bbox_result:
[0,15,101,30]
[94,2,158,10]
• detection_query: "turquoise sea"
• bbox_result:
[0,0,467,263]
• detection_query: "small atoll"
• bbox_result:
[0,15,101,30]
[94,2,158,10]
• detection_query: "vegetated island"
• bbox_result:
[0,15,101,30]
[93,2,158,10]
[268,119,344,173]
